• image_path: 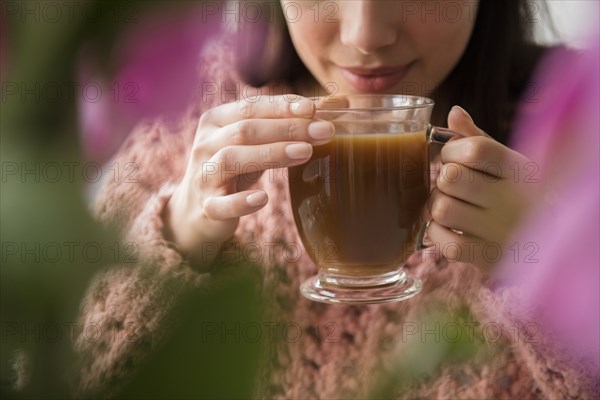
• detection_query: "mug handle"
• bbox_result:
[427,126,461,145]
[415,126,462,250]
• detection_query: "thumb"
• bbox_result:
[447,105,490,138]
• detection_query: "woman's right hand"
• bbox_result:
[162,95,335,270]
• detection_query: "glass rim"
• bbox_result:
[310,94,435,112]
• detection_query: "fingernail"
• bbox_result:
[291,100,314,116]
[285,143,313,159]
[308,121,334,140]
[452,105,473,122]
[246,191,268,207]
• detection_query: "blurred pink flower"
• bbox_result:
[499,36,600,370]
[77,4,221,163]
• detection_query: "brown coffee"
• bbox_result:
[288,131,429,277]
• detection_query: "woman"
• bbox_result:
[74,1,595,398]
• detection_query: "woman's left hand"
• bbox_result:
[426,106,538,268]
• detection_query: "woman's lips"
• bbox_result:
[338,63,414,93]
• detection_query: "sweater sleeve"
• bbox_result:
[71,33,268,396]
[73,116,211,397]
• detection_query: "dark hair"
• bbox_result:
[234,1,552,144]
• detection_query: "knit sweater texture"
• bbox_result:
[73,35,599,399]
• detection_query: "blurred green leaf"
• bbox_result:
[116,268,264,399]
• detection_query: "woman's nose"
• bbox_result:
[339,1,399,54]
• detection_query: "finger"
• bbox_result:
[441,136,530,179]
[436,162,503,207]
[427,188,491,239]
[202,142,313,187]
[425,220,484,264]
[203,118,335,151]
[447,106,490,138]
[203,190,268,220]
[207,95,316,126]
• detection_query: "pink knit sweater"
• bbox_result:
[74,36,598,399]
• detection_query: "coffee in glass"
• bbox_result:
[288,95,455,304]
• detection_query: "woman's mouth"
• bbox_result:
[338,63,414,93]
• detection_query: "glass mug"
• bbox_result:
[287,94,456,305]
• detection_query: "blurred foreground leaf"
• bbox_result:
[370,307,493,398]
[116,268,264,399]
